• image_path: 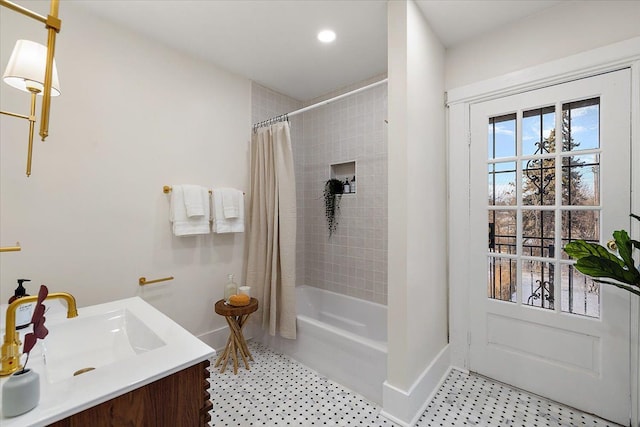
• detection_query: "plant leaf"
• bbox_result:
[30,284,49,324]
[37,285,49,304]
[23,284,50,366]
[574,255,639,285]
[613,230,640,279]
[30,303,45,324]
[23,333,37,354]
[564,240,625,267]
[33,316,49,340]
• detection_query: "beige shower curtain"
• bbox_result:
[245,121,297,339]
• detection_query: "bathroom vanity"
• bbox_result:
[47,360,211,426]
[0,297,214,426]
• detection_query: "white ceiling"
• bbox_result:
[70,0,563,101]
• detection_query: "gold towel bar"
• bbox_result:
[164,185,211,195]
[162,185,244,195]
[0,242,21,253]
[139,276,174,286]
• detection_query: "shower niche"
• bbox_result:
[330,161,356,194]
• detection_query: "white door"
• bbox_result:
[469,69,632,425]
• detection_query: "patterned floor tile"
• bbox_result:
[209,342,618,427]
[416,370,617,427]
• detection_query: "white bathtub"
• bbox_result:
[261,285,387,404]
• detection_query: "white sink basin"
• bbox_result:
[42,308,166,383]
[0,296,214,427]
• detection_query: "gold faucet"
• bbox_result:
[1,292,78,376]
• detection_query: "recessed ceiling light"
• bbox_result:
[317,30,336,43]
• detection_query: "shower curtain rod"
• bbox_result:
[252,78,388,130]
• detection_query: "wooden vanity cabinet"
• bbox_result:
[48,360,212,427]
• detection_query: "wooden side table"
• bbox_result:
[214,298,258,374]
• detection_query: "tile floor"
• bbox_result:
[209,341,618,427]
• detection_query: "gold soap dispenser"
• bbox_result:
[8,279,33,330]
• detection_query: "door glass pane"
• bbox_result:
[522,210,555,258]
[561,264,600,318]
[523,106,555,155]
[522,158,555,205]
[488,256,516,302]
[562,154,600,205]
[522,260,554,310]
[562,98,599,152]
[559,97,601,318]
[489,113,516,159]
[488,162,516,206]
[561,210,600,260]
[489,210,516,254]
[486,96,602,317]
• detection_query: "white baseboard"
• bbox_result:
[197,325,229,355]
[450,364,469,375]
[197,323,256,355]
[380,345,451,426]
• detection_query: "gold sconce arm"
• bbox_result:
[0,0,48,24]
[0,89,39,176]
[40,0,61,141]
[139,276,174,286]
[27,88,38,174]
[0,110,30,120]
[0,242,21,253]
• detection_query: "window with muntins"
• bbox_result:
[487,97,601,317]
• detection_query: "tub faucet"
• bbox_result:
[1,292,78,376]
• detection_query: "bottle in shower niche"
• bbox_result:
[344,178,351,193]
[351,175,356,193]
[224,274,238,304]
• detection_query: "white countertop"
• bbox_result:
[0,297,214,426]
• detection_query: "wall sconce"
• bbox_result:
[2,40,61,176]
[0,0,62,177]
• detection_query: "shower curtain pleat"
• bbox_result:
[245,122,297,339]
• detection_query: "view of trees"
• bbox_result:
[488,99,601,314]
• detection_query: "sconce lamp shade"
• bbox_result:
[3,40,60,96]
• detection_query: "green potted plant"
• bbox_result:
[324,178,344,237]
[564,214,640,296]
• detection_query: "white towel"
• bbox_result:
[183,184,207,218]
[170,185,210,236]
[212,189,244,233]
[219,188,242,218]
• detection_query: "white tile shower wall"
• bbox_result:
[301,84,388,304]
[251,81,388,305]
[251,83,305,284]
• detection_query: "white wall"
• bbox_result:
[383,1,448,425]
[0,2,251,349]
[446,1,640,90]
